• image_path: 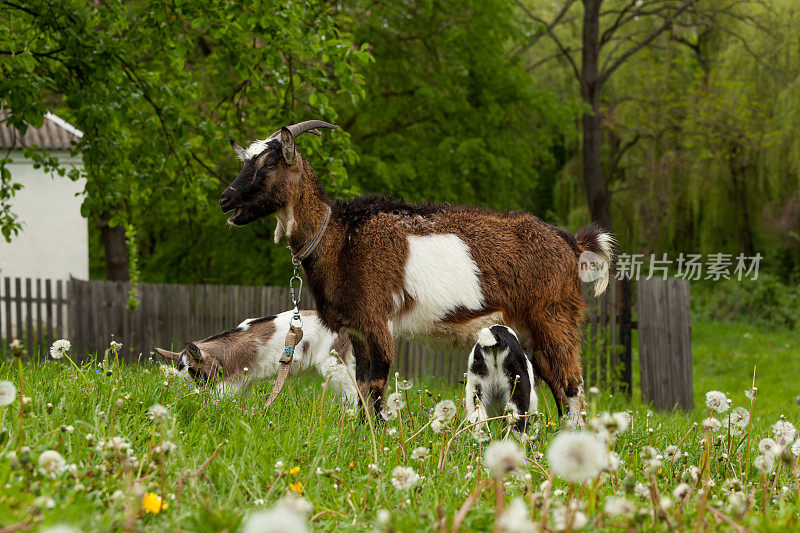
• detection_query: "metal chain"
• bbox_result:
[289,258,303,328]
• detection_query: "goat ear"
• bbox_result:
[280,127,296,165]
[185,342,203,362]
[154,347,181,362]
[230,139,248,162]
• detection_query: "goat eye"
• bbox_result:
[188,367,208,384]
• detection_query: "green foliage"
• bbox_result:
[0,0,370,283]
[691,274,800,330]
[339,0,578,213]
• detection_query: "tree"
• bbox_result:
[0,0,370,282]
[516,0,762,232]
[338,0,578,215]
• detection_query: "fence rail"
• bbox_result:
[0,276,685,402]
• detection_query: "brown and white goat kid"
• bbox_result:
[154,310,357,405]
[220,120,614,419]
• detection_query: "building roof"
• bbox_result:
[0,110,83,151]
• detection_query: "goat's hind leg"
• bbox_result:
[364,326,395,422]
[528,315,586,425]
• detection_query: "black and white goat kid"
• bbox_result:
[465,325,538,433]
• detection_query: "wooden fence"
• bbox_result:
[637,278,693,410]
[1,276,691,407]
[0,277,68,359]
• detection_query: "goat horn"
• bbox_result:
[280,120,338,139]
[154,347,181,362]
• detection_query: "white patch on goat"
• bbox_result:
[596,232,615,259]
[215,380,241,397]
[244,139,270,160]
[237,318,257,331]
[568,383,585,426]
[246,311,358,406]
[593,232,615,297]
[390,234,484,338]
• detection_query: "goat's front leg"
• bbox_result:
[465,379,488,430]
[363,326,395,421]
[349,335,372,414]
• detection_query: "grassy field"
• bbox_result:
[1,320,799,532]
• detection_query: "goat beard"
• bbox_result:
[273,206,296,244]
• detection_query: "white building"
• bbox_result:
[0,111,88,281]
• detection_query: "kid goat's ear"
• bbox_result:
[154,347,181,362]
[280,127,296,165]
[185,342,203,362]
[230,139,248,162]
[477,327,497,348]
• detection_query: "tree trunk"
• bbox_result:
[728,142,755,256]
[581,0,613,233]
[98,211,130,281]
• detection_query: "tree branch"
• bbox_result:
[514,0,583,84]
[599,0,695,85]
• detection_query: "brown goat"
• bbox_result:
[220,120,613,419]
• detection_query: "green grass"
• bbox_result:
[0,320,798,532]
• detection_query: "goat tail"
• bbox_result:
[575,224,615,297]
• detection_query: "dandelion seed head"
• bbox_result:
[485,440,525,479]
[50,339,71,360]
[0,380,16,407]
[665,445,680,460]
[758,437,782,457]
[148,404,169,423]
[386,393,406,412]
[40,526,82,533]
[791,439,800,456]
[38,450,66,479]
[754,454,775,474]
[497,497,534,532]
[397,379,413,391]
[728,407,750,428]
[390,466,420,491]
[472,428,490,442]
[604,496,634,517]
[673,483,690,501]
[376,509,391,526]
[547,431,606,483]
[552,506,587,531]
[277,494,313,516]
[434,400,457,422]
[705,391,729,413]
[430,418,445,434]
[410,447,430,461]
[242,507,309,533]
[702,417,721,432]
[772,420,796,446]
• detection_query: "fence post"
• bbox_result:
[637,278,693,411]
[618,277,633,395]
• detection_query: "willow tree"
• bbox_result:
[516,0,766,234]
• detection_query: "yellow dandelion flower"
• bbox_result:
[289,481,304,495]
[142,492,167,514]
[349,461,355,469]
[547,421,557,427]
[289,466,300,475]
[657,468,663,476]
